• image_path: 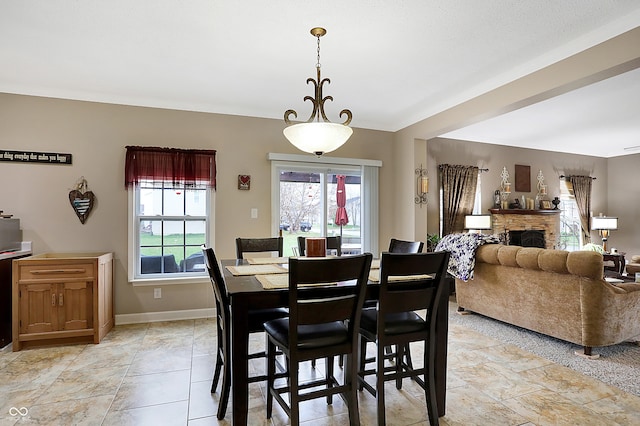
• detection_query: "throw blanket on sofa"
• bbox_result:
[435,233,500,281]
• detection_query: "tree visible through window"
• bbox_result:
[558,179,583,251]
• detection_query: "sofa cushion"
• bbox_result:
[566,250,602,279]
[476,244,500,265]
[538,250,570,274]
[631,255,640,263]
[497,245,521,267]
[516,247,543,270]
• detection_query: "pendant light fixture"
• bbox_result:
[283,27,353,156]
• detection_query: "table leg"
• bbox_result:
[231,296,250,426]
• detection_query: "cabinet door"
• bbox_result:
[58,281,94,331]
[19,283,58,334]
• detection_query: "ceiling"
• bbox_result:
[1,1,640,158]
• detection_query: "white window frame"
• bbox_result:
[127,182,214,286]
[268,153,381,256]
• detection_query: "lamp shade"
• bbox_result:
[591,216,618,230]
[464,214,492,230]
[283,122,353,156]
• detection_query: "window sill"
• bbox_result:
[130,275,210,287]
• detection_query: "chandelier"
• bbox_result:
[283,27,353,156]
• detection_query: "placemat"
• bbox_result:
[368,270,433,283]
[371,259,380,269]
[256,274,337,290]
[246,257,289,265]
[225,264,288,276]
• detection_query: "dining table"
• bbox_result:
[221,257,450,426]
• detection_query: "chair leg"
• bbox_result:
[290,355,300,426]
[358,336,367,391]
[345,353,360,426]
[217,350,231,419]
[266,339,276,419]
[211,352,222,393]
[424,342,439,426]
[395,344,403,390]
[326,356,334,404]
[376,342,387,426]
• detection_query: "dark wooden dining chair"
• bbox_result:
[201,246,288,420]
[264,253,373,426]
[385,238,425,363]
[357,251,450,426]
[235,237,283,259]
[388,238,424,254]
[297,235,342,256]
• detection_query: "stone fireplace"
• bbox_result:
[489,208,561,249]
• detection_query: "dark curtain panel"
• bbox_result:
[124,146,217,188]
[440,164,479,235]
[568,175,593,243]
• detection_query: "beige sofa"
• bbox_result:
[455,244,640,356]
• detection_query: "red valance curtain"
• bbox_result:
[124,146,216,189]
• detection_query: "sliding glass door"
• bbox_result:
[274,164,362,256]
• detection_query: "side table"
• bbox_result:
[603,252,626,275]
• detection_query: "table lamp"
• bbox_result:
[464,214,492,234]
[591,215,618,253]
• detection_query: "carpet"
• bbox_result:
[448,302,640,396]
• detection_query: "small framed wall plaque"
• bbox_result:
[514,164,531,192]
[238,175,251,190]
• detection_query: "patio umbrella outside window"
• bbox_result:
[334,174,349,239]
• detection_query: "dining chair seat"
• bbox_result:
[360,309,426,335]
[264,319,349,350]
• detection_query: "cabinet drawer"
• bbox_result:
[18,263,94,279]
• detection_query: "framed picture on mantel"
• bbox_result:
[514,164,531,192]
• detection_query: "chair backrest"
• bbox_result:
[179,252,205,272]
[235,237,283,259]
[377,251,450,333]
[287,254,373,348]
[297,236,342,256]
[202,246,230,323]
[388,238,424,254]
[140,254,179,274]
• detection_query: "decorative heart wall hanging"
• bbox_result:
[238,174,251,190]
[68,177,96,224]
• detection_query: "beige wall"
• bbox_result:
[606,153,640,256]
[0,93,395,317]
[426,137,640,258]
[2,92,638,319]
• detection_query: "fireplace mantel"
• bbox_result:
[489,209,561,249]
[488,209,560,215]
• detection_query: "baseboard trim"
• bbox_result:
[115,308,215,325]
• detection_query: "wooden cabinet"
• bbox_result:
[12,252,113,351]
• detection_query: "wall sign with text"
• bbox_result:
[1,149,72,165]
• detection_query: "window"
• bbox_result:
[125,146,216,283]
[558,179,583,251]
[269,153,381,257]
[134,180,209,277]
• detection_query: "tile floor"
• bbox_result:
[2,302,640,425]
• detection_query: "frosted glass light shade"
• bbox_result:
[283,122,353,156]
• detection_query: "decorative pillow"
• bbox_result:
[580,243,605,254]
